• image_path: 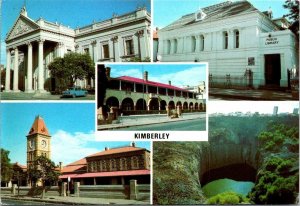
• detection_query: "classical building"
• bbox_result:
[157,0,299,88]
[4,6,150,93]
[101,67,205,116]
[59,143,150,185]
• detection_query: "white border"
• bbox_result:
[95,62,209,142]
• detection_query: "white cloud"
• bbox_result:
[51,130,99,165]
[150,66,206,87]
[110,68,142,78]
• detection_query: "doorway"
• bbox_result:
[264,54,281,85]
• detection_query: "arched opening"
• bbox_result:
[191,36,196,52]
[223,31,228,49]
[200,103,203,110]
[200,35,205,51]
[234,30,239,48]
[183,102,188,110]
[136,98,147,110]
[189,102,194,110]
[149,98,159,110]
[173,39,178,53]
[195,103,199,110]
[160,100,167,111]
[168,101,175,110]
[106,96,119,108]
[176,101,182,108]
[167,40,171,54]
[121,98,134,111]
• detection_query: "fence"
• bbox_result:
[1,181,150,201]
[209,69,253,89]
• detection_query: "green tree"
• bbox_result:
[28,156,60,199]
[283,0,299,37]
[48,52,94,92]
[1,148,13,186]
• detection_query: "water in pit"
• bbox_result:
[202,178,255,197]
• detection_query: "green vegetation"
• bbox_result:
[249,124,299,204]
[28,156,60,199]
[206,191,250,204]
[48,52,94,92]
[1,148,13,185]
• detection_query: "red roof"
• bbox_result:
[13,162,27,170]
[27,115,50,136]
[86,146,146,158]
[116,76,191,92]
[61,158,87,173]
[59,169,150,179]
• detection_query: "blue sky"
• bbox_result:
[154,0,290,28]
[1,0,150,65]
[1,103,150,166]
[107,64,207,87]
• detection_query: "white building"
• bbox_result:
[157,1,298,88]
[4,7,150,93]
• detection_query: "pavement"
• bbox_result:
[1,195,149,205]
[98,112,206,130]
[0,92,95,100]
[209,88,299,100]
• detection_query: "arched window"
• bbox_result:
[120,158,127,170]
[167,40,171,54]
[200,35,204,51]
[191,36,196,52]
[224,32,228,49]
[131,156,139,169]
[101,160,107,171]
[234,30,239,48]
[110,159,117,171]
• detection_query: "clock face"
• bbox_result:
[41,140,47,149]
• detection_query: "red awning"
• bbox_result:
[59,169,150,179]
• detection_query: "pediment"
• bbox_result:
[6,15,40,41]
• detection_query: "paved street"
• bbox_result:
[113,118,206,131]
[0,92,95,100]
[209,88,298,100]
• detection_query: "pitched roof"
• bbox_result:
[61,158,87,173]
[59,169,150,179]
[115,76,191,92]
[13,162,27,170]
[86,146,146,158]
[27,115,50,136]
[161,0,257,31]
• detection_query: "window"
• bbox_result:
[101,160,107,171]
[224,32,228,49]
[84,48,89,54]
[235,30,239,48]
[173,39,178,53]
[166,40,171,54]
[125,39,134,55]
[191,36,196,52]
[102,44,110,59]
[110,159,117,171]
[120,158,127,170]
[200,35,204,51]
[131,156,139,169]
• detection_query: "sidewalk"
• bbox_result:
[209,88,298,100]
[1,195,149,205]
[98,113,206,130]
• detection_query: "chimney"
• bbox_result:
[131,142,136,147]
[143,71,148,81]
[106,67,111,80]
[168,80,171,85]
[105,147,109,151]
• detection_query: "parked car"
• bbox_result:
[61,86,88,98]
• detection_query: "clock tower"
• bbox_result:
[26,115,51,170]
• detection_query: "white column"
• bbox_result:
[109,40,114,61]
[195,36,200,52]
[38,39,45,92]
[112,36,120,62]
[26,42,33,93]
[13,47,20,92]
[4,49,11,91]
[133,35,139,56]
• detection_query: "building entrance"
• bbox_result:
[264,54,281,86]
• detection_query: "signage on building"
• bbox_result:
[265,36,279,45]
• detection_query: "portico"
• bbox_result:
[4,7,75,93]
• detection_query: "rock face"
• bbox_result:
[152,115,299,204]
